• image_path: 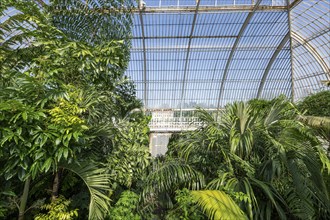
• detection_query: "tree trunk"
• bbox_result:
[51,169,62,202]
[18,177,30,220]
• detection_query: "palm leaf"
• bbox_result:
[297,115,330,130]
[61,162,111,220]
[142,160,204,200]
[297,115,330,143]
[49,0,133,46]
[191,190,248,220]
[250,177,287,220]
[145,160,204,191]
[220,102,259,159]
[263,99,289,128]
[195,107,217,124]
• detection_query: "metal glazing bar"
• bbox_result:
[179,0,201,118]
[215,0,262,117]
[51,5,287,15]
[295,71,326,81]
[132,5,287,13]
[131,35,237,39]
[293,51,326,90]
[131,46,286,51]
[289,0,302,10]
[292,27,330,46]
[257,32,290,98]
[291,32,330,79]
[138,3,148,110]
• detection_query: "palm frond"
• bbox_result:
[297,115,330,142]
[49,0,133,46]
[191,190,248,220]
[142,160,204,200]
[221,102,259,159]
[263,98,289,128]
[286,158,317,219]
[297,115,330,129]
[195,107,217,124]
[61,162,111,220]
[250,177,287,220]
[207,174,257,219]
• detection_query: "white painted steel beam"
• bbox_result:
[138,2,148,110]
[291,32,330,79]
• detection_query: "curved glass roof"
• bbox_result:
[125,0,330,110]
[1,0,329,111]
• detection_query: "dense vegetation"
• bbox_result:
[165,97,330,220]
[297,90,330,117]
[1,1,330,219]
[0,0,146,219]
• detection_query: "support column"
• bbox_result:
[286,0,295,102]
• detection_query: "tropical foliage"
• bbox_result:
[297,90,330,117]
[165,97,330,220]
[1,1,330,220]
[0,0,145,219]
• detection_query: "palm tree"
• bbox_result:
[168,98,330,219]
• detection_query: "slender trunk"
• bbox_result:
[51,169,62,202]
[18,177,31,220]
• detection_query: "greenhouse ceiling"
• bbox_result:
[126,0,330,110]
[1,0,329,111]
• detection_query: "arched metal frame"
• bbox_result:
[138,3,148,110]
[257,30,330,99]
[291,32,330,78]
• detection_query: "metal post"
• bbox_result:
[286,0,295,102]
[138,1,148,110]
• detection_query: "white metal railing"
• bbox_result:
[146,109,224,132]
[148,116,204,131]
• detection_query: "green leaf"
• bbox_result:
[55,138,61,146]
[73,131,80,141]
[42,158,53,172]
[18,168,26,181]
[191,190,248,220]
[81,125,89,130]
[35,151,44,160]
[61,162,111,220]
[22,111,28,121]
[1,191,16,197]
[63,148,69,159]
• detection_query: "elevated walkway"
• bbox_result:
[148,117,203,132]
[147,109,218,156]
